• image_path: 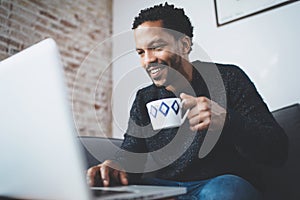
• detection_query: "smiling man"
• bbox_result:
[87,3,288,200]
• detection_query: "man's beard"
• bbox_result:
[163,55,183,87]
[163,56,192,95]
[146,54,184,90]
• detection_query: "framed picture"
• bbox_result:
[214,0,299,26]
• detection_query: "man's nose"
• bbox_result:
[144,50,157,65]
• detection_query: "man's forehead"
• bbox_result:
[134,34,173,49]
[134,27,175,47]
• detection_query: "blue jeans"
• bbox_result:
[139,174,262,200]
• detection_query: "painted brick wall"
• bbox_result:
[0,0,113,137]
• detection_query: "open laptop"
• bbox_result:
[0,38,186,200]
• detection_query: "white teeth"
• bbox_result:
[151,68,161,74]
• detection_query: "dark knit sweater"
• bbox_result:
[119,60,288,191]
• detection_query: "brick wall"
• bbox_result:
[0,0,113,137]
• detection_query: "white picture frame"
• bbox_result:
[214,0,299,26]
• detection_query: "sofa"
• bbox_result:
[78,103,300,200]
[261,103,300,200]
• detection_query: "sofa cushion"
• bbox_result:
[263,103,300,200]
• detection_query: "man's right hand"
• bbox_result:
[86,160,128,187]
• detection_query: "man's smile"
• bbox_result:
[147,64,167,80]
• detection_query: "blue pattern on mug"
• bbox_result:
[159,101,170,116]
[171,100,180,115]
[150,105,158,118]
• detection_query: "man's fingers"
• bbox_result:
[119,171,128,185]
[100,165,110,187]
[188,111,210,130]
[87,160,127,187]
[190,118,210,131]
[86,167,98,186]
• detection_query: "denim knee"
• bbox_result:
[199,174,262,200]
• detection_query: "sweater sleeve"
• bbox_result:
[114,89,149,179]
[224,65,288,167]
[121,89,149,153]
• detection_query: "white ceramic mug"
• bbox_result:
[146,98,190,130]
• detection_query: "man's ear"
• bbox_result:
[179,36,192,54]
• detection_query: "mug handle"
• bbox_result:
[180,100,190,125]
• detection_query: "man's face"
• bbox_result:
[134,20,183,87]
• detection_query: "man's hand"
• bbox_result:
[86,160,128,187]
[180,93,226,132]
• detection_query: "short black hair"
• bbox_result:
[132,3,194,41]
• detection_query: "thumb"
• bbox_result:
[180,93,196,109]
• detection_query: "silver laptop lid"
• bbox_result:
[0,38,92,200]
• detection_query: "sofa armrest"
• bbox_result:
[77,136,123,168]
[263,103,300,200]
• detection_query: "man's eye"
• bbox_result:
[153,45,164,50]
[137,51,144,55]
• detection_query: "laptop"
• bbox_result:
[0,38,186,200]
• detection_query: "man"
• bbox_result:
[87,3,288,199]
